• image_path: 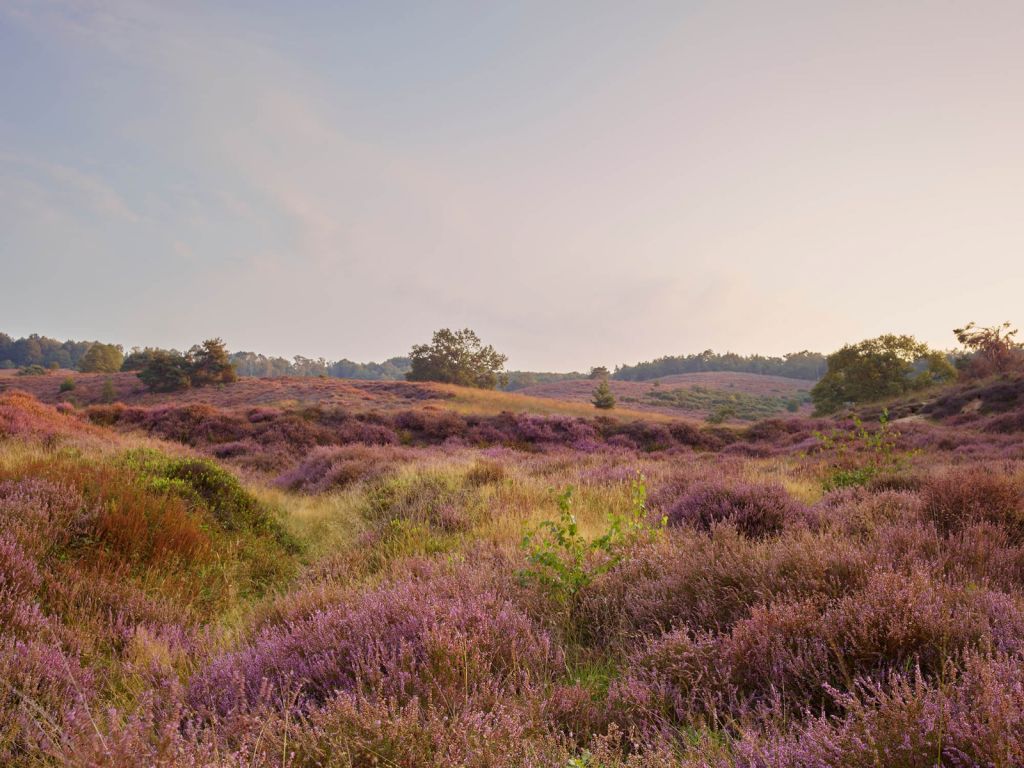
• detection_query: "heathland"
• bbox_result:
[3,339,1024,766]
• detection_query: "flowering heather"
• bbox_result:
[4,379,1024,764]
[921,467,1023,536]
[188,562,563,716]
[273,444,411,493]
[665,481,805,538]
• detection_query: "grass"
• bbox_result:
[4,387,1024,766]
[642,384,809,421]
[436,382,687,423]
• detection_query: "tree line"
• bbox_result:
[612,350,828,382]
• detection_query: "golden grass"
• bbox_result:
[433,383,686,423]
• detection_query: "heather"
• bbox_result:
[4,384,1024,766]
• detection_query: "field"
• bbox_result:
[518,372,813,420]
[3,373,1024,766]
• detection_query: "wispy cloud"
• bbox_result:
[0,151,140,222]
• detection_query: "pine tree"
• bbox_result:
[592,379,616,410]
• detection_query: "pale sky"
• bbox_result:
[2,1,1023,370]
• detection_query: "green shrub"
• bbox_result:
[520,476,662,607]
[59,377,76,393]
[592,380,616,410]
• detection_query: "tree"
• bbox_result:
[588,366,610,380]
[810,334,956,415]
[592,379,616,410]
[137,350,192,392]
[122,347,167,371]
[954,321,1022,379]
[406,328,508,389]
[189,338,238,386]
[78,343,124,373]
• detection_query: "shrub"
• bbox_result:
[58,376,75,393]
[188,563,563,716]
[520,478,660,612]
[592,380,616,410]
[665,481,800,538]
[274,445,406,494]
[921,468,1022,537]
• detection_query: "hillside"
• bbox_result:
[0,369,695,424]
[519,371,813,420]
[3,373,1024,766]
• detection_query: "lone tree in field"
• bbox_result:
[954,321,1022,379]
[137,350,193,392]
[189,338,238,386]
[592,378,616,410]
[810,334,956,415]
[137,339,238,392]
[78,343,124,373]
[406,328,508,389]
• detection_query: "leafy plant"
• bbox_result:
[814,409,909,489]
[520,475,662,605]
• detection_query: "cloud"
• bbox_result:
[0,151,140,223]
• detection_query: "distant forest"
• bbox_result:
[1,332,826,386]
[0,332,95,370]
[0,332,583,390]
[613,350,827,381]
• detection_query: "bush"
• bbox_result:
[274,445,406,494]
[58,376,75,393]
[921,468,1022,537]
[592,380,616,410]
[188,562,563,716]
[665,481,801,538]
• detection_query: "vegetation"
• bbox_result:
[187,338,237,386]
[3,346,1024,765]
[503,370,583,391]
[646,384,807,420]
[592,379,616,409]
[5,324,1024,765]
[955,321,1023,378]
[406,327,508,389]
[137,338,238,392]
[810,334,956,414]
[77,342,124,373]
[0,332,94,370]
[15,364,48,376]
[614,349,826,381]
[136,349,193,392]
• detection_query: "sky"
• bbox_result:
[2,1,1024,371]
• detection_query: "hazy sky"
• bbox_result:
[2,1,1023,370]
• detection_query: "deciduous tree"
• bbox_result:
[406,328,508,389]
[810,335,955,415]
[78,343,124,373]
